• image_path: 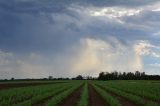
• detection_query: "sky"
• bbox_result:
[0,0,160,79]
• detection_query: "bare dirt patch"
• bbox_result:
[88,84,109,106]
[58,84,83,106]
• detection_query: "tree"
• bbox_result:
[98,71,160,80]
[98,72,105,80]
[48,76,53,80]
[86,76,93,80]
[11,77,14,81]
[75,75,83,80]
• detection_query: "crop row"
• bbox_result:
[78,82,88,106]
[0,82,82,106]
[103,81,160,101]
[1,80,159,106]
[92,83,121,106]
[17,84,73,106]
[47,82,82,106]
[94,81,158,106]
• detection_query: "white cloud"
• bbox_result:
[90,7,142,18]
[0,51,52,79]
[134,40,160,57]
[152,8,160,12]
[0,38,144,79]
[1,1,160,78]
[149,63,160,67]
[68,5,127,24]
[71,38,143,76]
[0,50,13,66]
[67,3,160,26]
[153,31,160,37]
[147,2,160,12]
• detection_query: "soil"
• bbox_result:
[88,84,109,106]
[143,97,160,106]
[0,82,66,90]
[58,84,83,106]
[96,85,137,106]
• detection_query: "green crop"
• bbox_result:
[16,84,73,106]
[102,80,160,101]
[95,81,158,106]
[92,83,121,106]
[0,82,71,106]
[0,80,159,106]
[78,82,88,106]
[46,82,82,106]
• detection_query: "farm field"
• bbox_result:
[0,80,68,90]
[0,80,160,106]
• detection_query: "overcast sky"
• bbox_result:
[0,0,160,79]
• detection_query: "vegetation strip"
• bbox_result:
[33,86,71,106]
[107,83,160,103]
[92,84,121,106]
[109,86,160,105]
[88,84,109,106]
[98,82,160,105]
[96,82,158,106]
[46,82,82,106]
[0,83,70,106]
[95,84,137,106]
[19,85,72,106]
[102,81,160,101]
[1,80,160,106]
[0,81,67,90]
[78,82,88,106]
[58,84,84,106]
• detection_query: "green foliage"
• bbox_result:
[46,82,82,106]
[102,80,160,101]
[95,81,158,106]
[0,82,76,106]
[78,82,88,106]
[92,83,121,106]
[17,84,72,106]
[0,80,159,106]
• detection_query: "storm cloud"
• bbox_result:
[0,0,160,79]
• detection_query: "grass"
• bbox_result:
[78,82,88,106]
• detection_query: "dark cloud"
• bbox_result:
[76,0,160,7]
[0,0,160,78]
[0,0,68,14]
[0,0,159,53]
[0,0,159,14]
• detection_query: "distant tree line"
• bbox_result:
[0,75,96,81]
[1,71,160,81]
[98,71,160,80]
